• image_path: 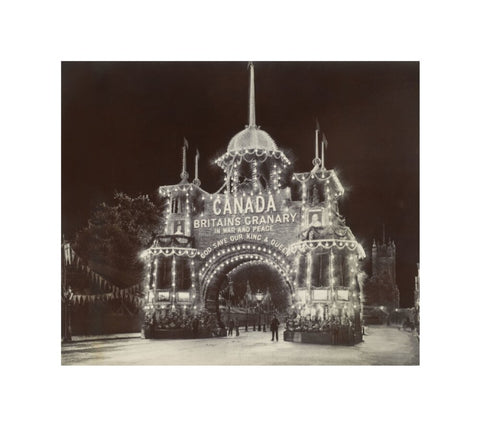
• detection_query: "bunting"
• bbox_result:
[69,292,144,307]
[63,245,146,307]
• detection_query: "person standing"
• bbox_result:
[270,315,280,342]
[192,316,199,338]
[228,318,234,336]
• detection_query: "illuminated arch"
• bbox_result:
[199,242,294,302]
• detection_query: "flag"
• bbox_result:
[244,282,253,304]
[322,132,328,148]
[262,288,272,305]
[183,138,189,149]
[196,148,199,160]
[63,243,72,265]
[315,118,320,132]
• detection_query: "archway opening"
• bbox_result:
[204,259,292,327]
[224,262,291,311]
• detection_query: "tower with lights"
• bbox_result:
[286,122,365,343]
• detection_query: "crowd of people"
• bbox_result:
[143,308,361,342]
[144,309,225,336]
[285,312,356,333]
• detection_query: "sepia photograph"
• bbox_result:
[61,61,419,365]
[6,2,480,425]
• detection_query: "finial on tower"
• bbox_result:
[193,148,201,186]
[248,62,256,128]
[321,132,328,170]
[180,138,189,181]
[311,119,322,169]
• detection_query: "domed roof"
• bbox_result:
[227,126,278,153]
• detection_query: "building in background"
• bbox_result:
[363,228,400,323]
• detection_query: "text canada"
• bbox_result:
[213,194,276,215]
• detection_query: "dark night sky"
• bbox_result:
[61,61,419,307]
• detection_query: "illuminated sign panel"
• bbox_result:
[192,193,302,259]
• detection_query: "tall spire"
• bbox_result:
[193,149,201,186]
[321,132,327,170]
[180,138,189,181]
[311,120,322,172]
[248,62,256,128]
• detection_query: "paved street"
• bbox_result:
[61,325,419,365]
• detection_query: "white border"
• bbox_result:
[3,1,479,425]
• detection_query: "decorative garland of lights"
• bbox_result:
[200,254,293,291]
[215,149,291,168]
[252,160,258,191]
[272,163,280,191]
[152,258,158,289]
[289,239,365,258]
[162,195,171,234]
[201,255,294,299]
[199,243,292,278]
[293,255,300,289]
[148,247,198,258]
[292,171,344,198]
[190,259,196,304]
[232,158,240,194]
[171,256,176,307]
[201,254,291,289]
[349,254,356,287]
[293,171,330,182]
[330,172,343,194]
[293,249,362,291]
[158,184,209,198]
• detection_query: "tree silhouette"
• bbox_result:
[74,192,164,287]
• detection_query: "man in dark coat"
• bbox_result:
[192,316,199,337]
[228,318,235,336]
[270,315,280,342]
